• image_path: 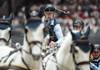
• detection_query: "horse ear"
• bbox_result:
[6,27,11,31]
[4,27,11,32]
[25,26,33,36]
[25,26,29,33]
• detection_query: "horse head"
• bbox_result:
[23,20,44,61]
[25,26,44,60]
[0,20,44,70]
[71,39,91,70]
[55,32,91,70]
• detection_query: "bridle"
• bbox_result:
[0,38,8,45]
[19,35,43,70]
[21,26,43,70]
[28,41,42,46]
[44,43,90,70]
[71,45,90,70]
[25,27,42,52]
[0,29,11,45]
[24,28,42,58]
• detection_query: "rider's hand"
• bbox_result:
[49,41,56,48]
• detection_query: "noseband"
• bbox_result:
[28,41,42,46]
[24,27,42,61]
[73,54,90,70]
[76,61,90,66]
[0,38,9,45]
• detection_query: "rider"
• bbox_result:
[90,44,100,70]
[70,19,91,52]
[42,4,63,48]
[70,18,90,41]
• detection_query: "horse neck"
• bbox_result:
[59,32,72,51]
[56,32,72,59]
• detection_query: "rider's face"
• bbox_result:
[74,25,82,30]
[44,11,54,19]
[92,50,100,59]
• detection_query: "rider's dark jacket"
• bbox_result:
[43,19,63,46]
[90,59,100,70]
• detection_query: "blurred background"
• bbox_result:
[0,0,100,46]
[0,0,99,18]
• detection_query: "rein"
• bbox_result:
[45,44,90,70]
[44,52,71,70]
[21,40,42,70]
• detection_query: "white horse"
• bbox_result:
[43,31,91,70]
[0,22,44,70]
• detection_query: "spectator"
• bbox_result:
[90,44,100,70]
[88,19,100,44]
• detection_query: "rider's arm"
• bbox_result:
[54,24,63,46]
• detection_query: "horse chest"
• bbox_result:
[10,54,27,69]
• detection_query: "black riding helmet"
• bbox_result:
[93,44,100,51]
[91,44,100,53]
[44,4,56,12]
[73,19,84,29]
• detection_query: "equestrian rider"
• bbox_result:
[90,44,100,70]
[70,19,91,52]
[42,4,63,48]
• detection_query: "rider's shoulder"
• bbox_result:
[52,19,61,27]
